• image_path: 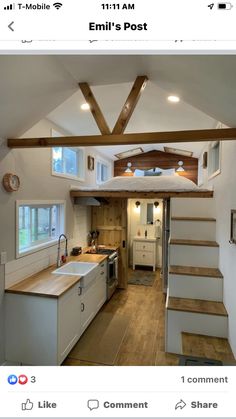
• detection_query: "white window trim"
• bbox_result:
[198,151,205,187]
[51,147,85,182]
[208,140,222,181]
[96,158,111,185]
[16,200,66,259]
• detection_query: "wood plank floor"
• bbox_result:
[63,269,234,366]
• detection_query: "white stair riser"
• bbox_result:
[170,244,219,268]
[169,274,223,301]
[171,220,216,241]
[166,309,228,354]
[171,198,215,218]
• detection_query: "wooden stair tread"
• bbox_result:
[172,217,216,222]
[167,297,228,317]
[182,333,235,363]
[170,239,219,247]
[169,265,223,278]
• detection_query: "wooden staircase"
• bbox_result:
[165,199,229,355]
[182,333,235,364]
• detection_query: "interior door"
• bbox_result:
[91,198,128,289]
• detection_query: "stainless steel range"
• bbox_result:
[86,248,118,300]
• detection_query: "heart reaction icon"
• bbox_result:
[18,375,28,385]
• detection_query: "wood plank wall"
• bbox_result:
[91,198,128,289]
[114,150,198,184]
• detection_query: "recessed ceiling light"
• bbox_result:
[167,95,180,103]
[81,103,90,111]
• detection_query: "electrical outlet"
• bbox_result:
[1,252,7,265]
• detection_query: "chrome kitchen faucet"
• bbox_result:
[57,234,68,267]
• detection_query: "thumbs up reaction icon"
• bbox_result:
[21,399,34,411]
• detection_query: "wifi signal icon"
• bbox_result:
[53,2,62,9]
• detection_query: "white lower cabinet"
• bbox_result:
[5,261,107,366]
[58,283,82,365]
[133,237,157,271]
[95,261,107,311]
[80,280,97,335]
[80,262,107,334]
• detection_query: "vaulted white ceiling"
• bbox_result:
[1,55,236,159]
[47,80,217,158]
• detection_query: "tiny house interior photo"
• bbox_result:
[0,55,236,366]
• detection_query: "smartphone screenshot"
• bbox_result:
[0,1,236,418]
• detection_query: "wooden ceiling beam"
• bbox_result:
[79,82,111,135]
[70,190,214,199]
[112,75,148,135]
[8,128,236,148]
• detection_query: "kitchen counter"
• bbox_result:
[5,253,108,299]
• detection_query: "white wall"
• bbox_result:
[199,140,236,357]
[0,118,113,364]
[0,266,4,364]
[127,199,162,267]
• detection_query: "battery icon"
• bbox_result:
[218,2,233,8]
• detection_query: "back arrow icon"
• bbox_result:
[8,21,14,31]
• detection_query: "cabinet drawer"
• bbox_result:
[133,251,154,265]
[134,241,154,252]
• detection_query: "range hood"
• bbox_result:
[73,197,108,206]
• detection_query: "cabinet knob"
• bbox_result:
[78,287,82,296]
[100,271,104,275]
[81,303,85,312]
[143,254,145,257]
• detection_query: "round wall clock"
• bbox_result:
[2,173,20,192]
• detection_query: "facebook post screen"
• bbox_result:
[0,1,236,418]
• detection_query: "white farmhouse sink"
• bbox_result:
[52,262,98,277]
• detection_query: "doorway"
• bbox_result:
[127,199,163,287]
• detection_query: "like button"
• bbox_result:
[21,399,34,411]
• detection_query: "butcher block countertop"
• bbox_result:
[5,253,108,299]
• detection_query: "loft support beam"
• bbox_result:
[112,75,148,134]
[79,82,111,135]
[7,128,236,148]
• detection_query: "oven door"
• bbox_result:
[107,257,118,300]
[107,278,118,299]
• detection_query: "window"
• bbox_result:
[52,147,85,181]
[16,201,65,257]
[198,152,204,186]
[96,160,110,184]
[51,129,85,181]
[208,141,221,180]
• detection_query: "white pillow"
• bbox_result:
[134,169,145,176]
